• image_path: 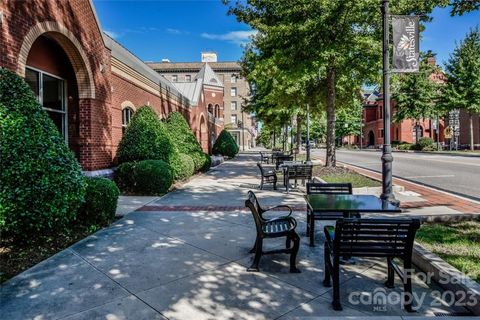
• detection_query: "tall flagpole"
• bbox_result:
[380,0,398,204]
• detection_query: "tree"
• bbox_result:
[392,54,444,142]
[226,0,450,167]
[336,98,363,144]
[442,27,480,150]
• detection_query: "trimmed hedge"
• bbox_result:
[165,112,210,172]
[0,68,86,239]
[114,161,136,192]
[171,153,195,181]
[117,106,175,164]
[78,178,120,226]
[212,129,239,158]
[133,160,173,195]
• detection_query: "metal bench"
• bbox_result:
[274,154,294,169]
[257,163,277,190]
[245,191,300,273]
[284,164,313,192]
[306,182,355,246]
[323,218,420,312]
[259,151,270,164]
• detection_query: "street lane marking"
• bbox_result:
[338,151,480,167]
[403,175,455,179]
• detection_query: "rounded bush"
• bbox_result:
[0,68,86,239]
[416,137,435,151]
[133,160,173,195]
[170,153,195,181]
[191,151,211,172]
[165,112,208,172]
[117,106,175,164]
[114,162,136,192]
[200,152,212,172]
[212,130,239,158]
[78,178,120,226]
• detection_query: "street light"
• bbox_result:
[380,0,398,205]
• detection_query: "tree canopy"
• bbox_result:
[442,26,480,150]
[226,0,458,166]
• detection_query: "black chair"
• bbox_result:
[284,164,313,193]
[259,151,270,164]
[323,218,420,312]
[306,182,355,246]
[257,163,277,190]
[245,191,300,273]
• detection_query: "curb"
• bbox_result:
[412,243,480,315]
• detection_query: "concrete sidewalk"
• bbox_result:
[0,153,473,319]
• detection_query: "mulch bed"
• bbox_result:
[0,224,110,283]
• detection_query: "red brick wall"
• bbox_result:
[1,0,223,169]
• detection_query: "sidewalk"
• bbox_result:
[0,153,474,319]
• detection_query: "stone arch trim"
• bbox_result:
[17,21,95,99]
[121,100,136,111]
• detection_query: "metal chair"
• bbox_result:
[324,218,420,311]
[245,191,300,273]
[257,163,277,190]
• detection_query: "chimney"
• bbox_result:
[427,56,436,66]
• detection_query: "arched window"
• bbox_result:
[122,107,134,133]
[215,104,220,118]
[208,104,213,115]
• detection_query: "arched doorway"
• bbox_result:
[199,114,208,152]
[18,22,95,163]
[368,131,375,146]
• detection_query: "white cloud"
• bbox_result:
[166,28,189,35]
[104,30,120,39]
[201,30,257,44]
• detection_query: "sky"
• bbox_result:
[93,0,479,66]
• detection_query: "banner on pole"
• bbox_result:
[392,16,419,73]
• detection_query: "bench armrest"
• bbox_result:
[263,205,293,217]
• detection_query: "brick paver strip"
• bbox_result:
[341,162,480,214]
[137,205,307,212]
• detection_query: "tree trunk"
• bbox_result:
[296,116,302,153]
[325,66,336,167]
[469,112,474,151]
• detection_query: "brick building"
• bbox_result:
[0,0,222,173]
[361,90,446,147]
[147,52,257,150]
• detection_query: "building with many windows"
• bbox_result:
[147,52,257,149]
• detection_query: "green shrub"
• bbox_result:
[133,160,173,195]
[78,178,120,226]
[191,151,211,172]
[0,68,86,239]
[165,112,207,172]
[396,142,414,150]
[416,137,435,151]
[212,130,239,158]
[114,162,136,192]
[169,153,195,181]
[117,106,175,164]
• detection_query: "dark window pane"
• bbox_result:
[47,110,64,135]
[25,69,40,98]
[43,74,63,111]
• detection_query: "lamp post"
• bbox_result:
[306,103,311,161]
[380,0,398,205]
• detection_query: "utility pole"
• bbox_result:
[380,0,398,205]
[306,103,311,161]
[241,111,245,151]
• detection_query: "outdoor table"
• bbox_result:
[305,194,401,215]
[304,194,402,247]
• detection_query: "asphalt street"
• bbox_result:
[312,149,480,201]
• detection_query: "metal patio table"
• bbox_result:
[304,194,402,246]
